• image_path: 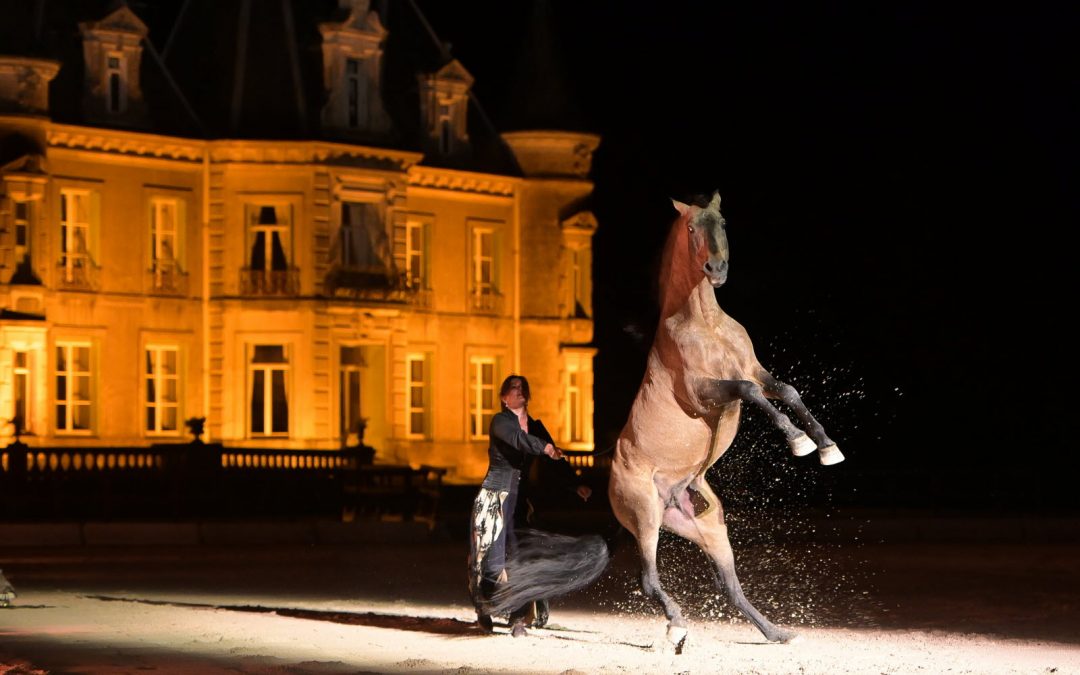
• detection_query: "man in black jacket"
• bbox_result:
[467,375,562,636]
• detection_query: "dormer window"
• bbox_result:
[79,5,148,124]
[319,5,392,137]
[106,53,125,113]
[418,60,474,159]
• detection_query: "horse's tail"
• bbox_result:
[488,529,610,616]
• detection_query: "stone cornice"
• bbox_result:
[47,125,203,162]
[208,141,421,170]
[408,167,518,197]
[45,127,424,169]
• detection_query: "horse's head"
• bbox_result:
[672,191,729,288]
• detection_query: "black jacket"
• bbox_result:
[480,409,551,491]
[519,419,582,501]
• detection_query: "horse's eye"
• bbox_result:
[687,226,694,233]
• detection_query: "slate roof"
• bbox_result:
[0,0,590,175]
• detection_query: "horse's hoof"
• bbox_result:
[770,628,800,644]
[788,433,817,457]
[666,624,687,651]
[818,444,845,465]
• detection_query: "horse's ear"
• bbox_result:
[708,191,721,209]
[671,199,691,216]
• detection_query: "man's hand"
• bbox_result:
[576,485,592,502]
[543,443,563,460]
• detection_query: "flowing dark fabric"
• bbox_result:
[487,529,609,616]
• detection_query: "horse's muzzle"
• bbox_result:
[704,260,728,287]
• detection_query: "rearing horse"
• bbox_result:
[609,191,843,650]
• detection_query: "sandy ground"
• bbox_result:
[1,537,1079,674]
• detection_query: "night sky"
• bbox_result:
[8,0,1073,510]
[415,1,1077,510]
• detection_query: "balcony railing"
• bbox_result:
[148,263,188,295]
[470,289,503,314]
[56,257,99,291]
[325,268,430,307]
[240,267,300,296]
[0,440,446,525]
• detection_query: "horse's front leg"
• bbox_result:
[759,374,843,465]
[699,379,843,465]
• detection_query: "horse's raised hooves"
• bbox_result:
[818,444,845,465]
[788,433,817,457]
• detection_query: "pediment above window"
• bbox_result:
[2,153,48,179]
[561,211,598,234]
[80,5,149,36]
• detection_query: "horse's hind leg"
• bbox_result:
[759,374,844,465]
[609,449,689,649]
[662,479,797,643]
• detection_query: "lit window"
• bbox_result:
[472,227,495,296]
[59,190,93,283]
[339,346,364,440]
[250,345,289,436]
[13,350,31,434]
[567,367,583,443]
[248,205,291,271]
[150,198,180,287]
[56,342,92,433]
[406,353,431,438]
[145,346,180,434]
[338,202,384,269]
[469,356,497,439]
[13,201,30,263]
[393,219,426,289]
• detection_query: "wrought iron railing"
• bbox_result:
[55,257,100,290]
[324,269,431,307]
[148,263,189,295]
[239,267,300,296]
[470,289,503,314]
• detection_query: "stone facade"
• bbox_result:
[0,3,598,483]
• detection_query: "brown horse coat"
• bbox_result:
[609,192,842,649]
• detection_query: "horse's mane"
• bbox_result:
[658,207,707,319]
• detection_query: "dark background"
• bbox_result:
[4,0,1074,512]
[416,1,1077,511]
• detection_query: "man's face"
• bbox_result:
[502,381,526,409]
